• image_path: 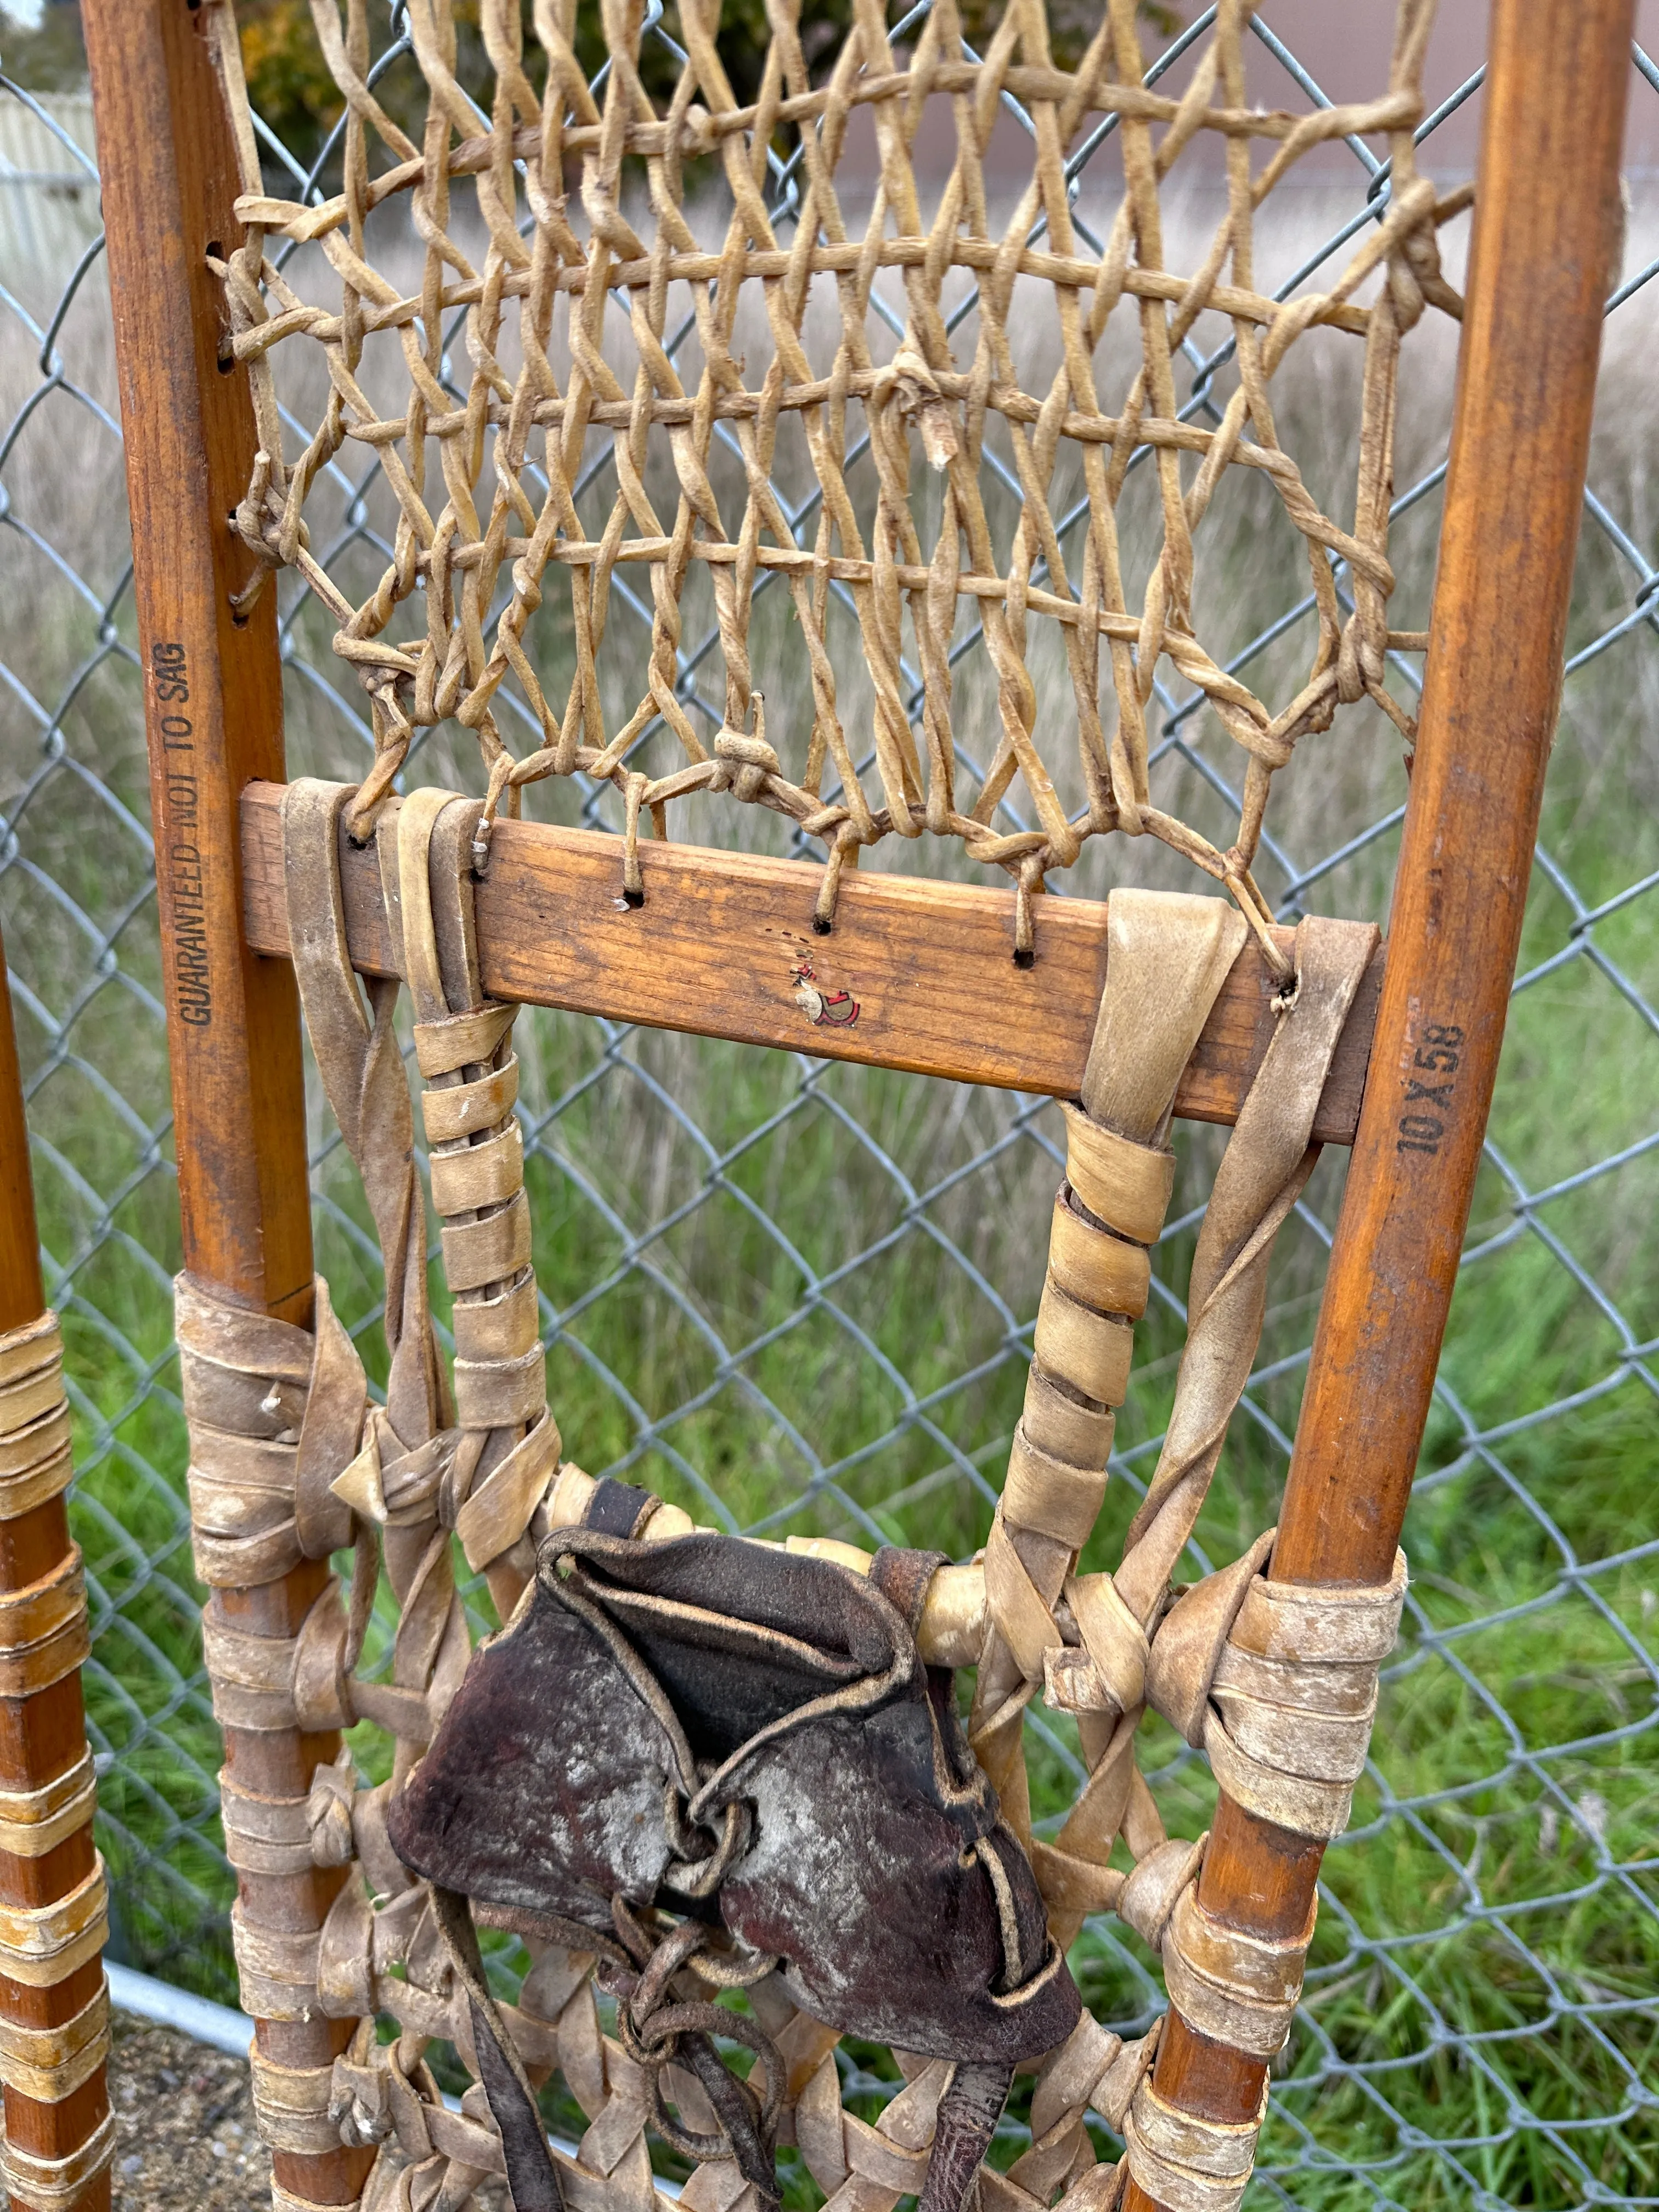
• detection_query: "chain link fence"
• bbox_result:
[2,11,1656,2208]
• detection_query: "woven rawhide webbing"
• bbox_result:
[0,1312,114,2208]
[205,0,1458,961]
[180,809,1412,2212]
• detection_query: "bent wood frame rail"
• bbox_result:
[81,3,374,2206]
[1118,3,1635,2203]
[0,919,111,2212]
[88,4,1630,2212]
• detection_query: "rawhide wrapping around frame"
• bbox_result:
[0,1310,112,2205]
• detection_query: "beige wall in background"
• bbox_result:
[1235,1,1659,174]
[854,4,1659,189]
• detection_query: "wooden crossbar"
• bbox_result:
[239,781,1384,1143]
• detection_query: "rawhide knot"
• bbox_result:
[1116,1833,1206,1954]
[610,1901,785,2196]
[1140,1536,1407,1841]
[880,343,960,468]
[228,451,305,615]
[677,102,720,159]
[661,1786,753,1900]
[710,707,780,803]
[1143,1528,1277,1747]
[331,1406,449,1532]
[306,1746,358,1870]
[1046,1568,1152,1719]
[329,2016,443,2152]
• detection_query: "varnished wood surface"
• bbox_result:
[0,939,110,2204]
[81,1,368,2201]
[240,783,1385,1142]
[83,5,311,1327]
[1275,2,1632,1583]
[1124,7,1635,2206]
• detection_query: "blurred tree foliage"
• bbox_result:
[2,0,1179,174]
[237,0,353,156]
[0,3,89,90]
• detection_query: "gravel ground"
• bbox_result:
[53,2010,509,2211]
[104,2011,272,2210]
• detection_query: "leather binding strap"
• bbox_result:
[392,787,561,1624]
[967,890,1393,2212]
[972,888,1254,1940]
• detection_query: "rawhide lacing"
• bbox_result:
[183,810,1414,2212]
[194,814,1415,2212]
[965,888,1403,2212]
[206,0,1457,958]
[0,1311,112,2203]
[0,1309,78,1524]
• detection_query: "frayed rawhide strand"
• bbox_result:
[213,0,1457,932]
